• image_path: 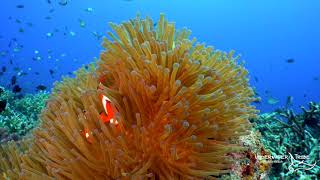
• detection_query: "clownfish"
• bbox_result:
[83,83,119,144]
[99,93,119,125]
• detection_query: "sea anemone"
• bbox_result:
[0,14,258,179]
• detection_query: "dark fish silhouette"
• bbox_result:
[1,66,6,72]
[0,100,7,113]
[13,67,20,71]
[26,22,33,27]
[36,85,47,91]
[49,69,55,76]
[286,58,295,63]
[59,0,68,6]
[16,5,24,8]
[11,76,17,85]
[12,85,22,93]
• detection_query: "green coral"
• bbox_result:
[0,86,49,139]
[252,102,320,179]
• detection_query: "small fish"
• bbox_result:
[32,56,42,61]
[15,19,22,23]
[0,51,8,57]
[13,67,20,71]
[34,50,39,54]
[47,0,52,4]
[267,97,279,105]
[49,8,55,13]
[69,31,76,36]
[26,22,33,27]
[254,76,259,83]
[285,96,293,108]
[46,32,53,38]
[286,58,295,63]
[16,5,24,8]
[84,7,94,13]
[14,43,21,51]
[59,0,68,6]
[0,100,7,113]
[17,71,28,77]
[2,66,6,72]
[10,59,13,64]
[91,31,103,40]
[79,19,86,28]
[313,77,319,81]
[99,94,118,124]
[12,85,22,93]
[13,47,22,52]
[36,85,47,91]
[11,76,17,85]
[49,69,55,76]
[34,72,40,75]
[19,28,24,33]
[45,16,52,20]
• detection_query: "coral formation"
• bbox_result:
[252,102,320,179]
[220,130,271,179]
[0,86,48,140]
[0,14,258,179]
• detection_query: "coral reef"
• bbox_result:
[0,14,259,179]
[252,102,320,179]
[0,86,49,140]
[221,130,271,180]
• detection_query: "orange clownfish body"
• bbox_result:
[99,94,119,125]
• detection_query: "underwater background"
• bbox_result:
[0,0,320,179]
[1,0,319,113]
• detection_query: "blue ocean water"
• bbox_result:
[0,0,319,113]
